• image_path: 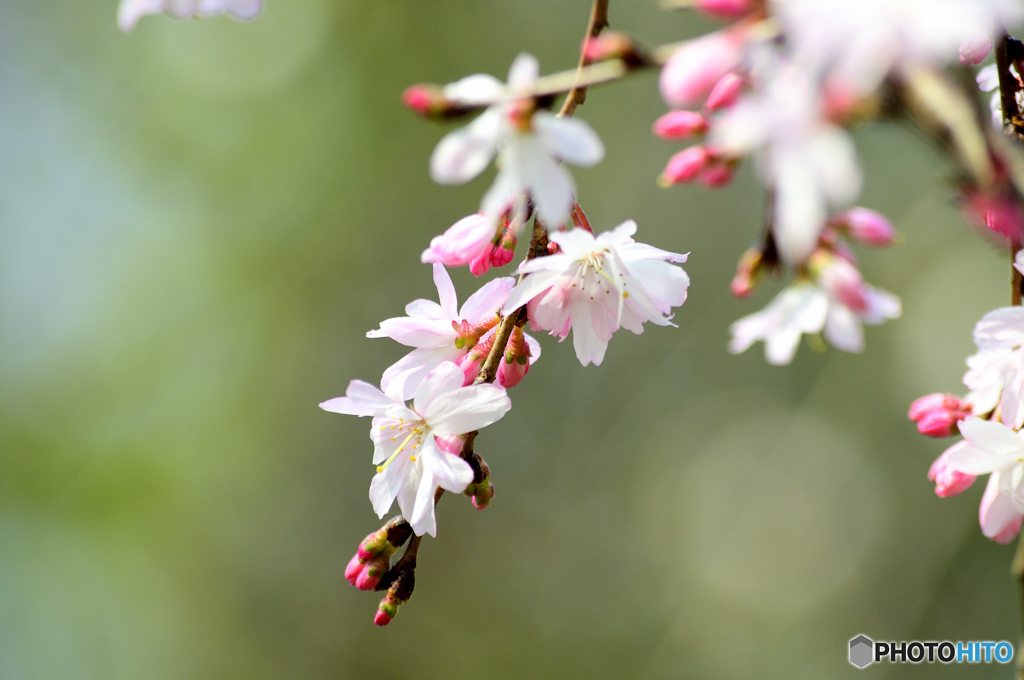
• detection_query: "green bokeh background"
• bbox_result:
[0,1,1019,678]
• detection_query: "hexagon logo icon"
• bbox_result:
[849,635,874,668]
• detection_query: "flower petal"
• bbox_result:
[424,383,512,437]
[429,108,502,185]
[533,112,605,167]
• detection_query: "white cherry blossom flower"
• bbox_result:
[712,58,861,264]
[429,54,605,226]
[501,220,689,367]
[729,276,900,365]
[118,0,262,31]
[947,417,1024,543]
[368,263,539,400]
[963,306,1024,427]
[320,362,512,537]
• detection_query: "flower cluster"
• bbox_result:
[910,255,1024,543]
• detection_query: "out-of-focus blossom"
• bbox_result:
[963,188,1024,240]
[729,255,900,365]
[660,30,745,109]
[828,208,897,247]
[705,72,745,111]
[118,0,262,31]
[429,54,605,226]
[697,0,757,20]
[502,221,690,367]
[368,264,511,400]
[319,363,511,537]
[652,111,709,139]
[713,59,862,264]
[775,0,1023,97]
[660,146,710,185]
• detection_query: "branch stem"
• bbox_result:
[559,0,611,118]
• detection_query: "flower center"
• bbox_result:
[571,250,627,300]
[377,419,428,472]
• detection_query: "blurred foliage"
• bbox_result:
[0,0,1019,678]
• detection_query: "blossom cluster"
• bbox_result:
[911,255,1024,544]
[116,0,1024,621]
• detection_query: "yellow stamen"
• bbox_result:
[375,429,420,473]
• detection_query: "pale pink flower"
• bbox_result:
[729,272,900,365]
[501,221,689,367]
[118,0,262,31]
[368,264,541,399]
[319,363,511,537]
[697,0,755,20]
[429,54,605,226]
[909,393,972,438]
[421,214,518,276]
[828,208,897,247]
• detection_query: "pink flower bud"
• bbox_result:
[928,446,977,498]
[374,610,393,626]
[829,208,896,247]
[808,250,868,312]
[422,214,499,269]
[916,412,964,438]
[458,334,494,385]
[698,160,735,188]
[582,32,640,64]
[959,32,992,66]
[963,190,1024,241]
[908,393,966,421]
[345,553,364,583]
[730,248,767,298]
[497,326,531,388]
[659,30,743,108]
[435,435,464,455]
[652,110,708,139]
[660,146,708,185]
[696,0,754,20]
[402,84,458,118]
[705,72,744,111]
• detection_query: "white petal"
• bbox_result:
[548,227,596,259]
[424,383,512,437]
[980,472,1023,540]
[380,346,463,402]
[507,53,539,91]
[480,161,524,221]
[459,277,514,322]
[443,74,505,105]
[372,317,453,348]
[823,304,864,353]
[533,112,605,167]
[570,298,608,366]
[319,380,397,417]
[432,263,459,319]
[953,417,1024,472]
[413,362,469,417]
[501,270,561,317]
[423,444,474,494]
[429,109,503,185]
[517,137,575,226]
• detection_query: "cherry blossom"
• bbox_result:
[946,417,1024,543]
[421,213,517,277]
[118,0,262,31]
[712,58,862,264]
[368,263,541,400]
[729,271,900,365]
[429,53,605,226]
[319,363,512,537]
[501,220,689,367]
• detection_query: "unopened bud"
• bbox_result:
[374,567,415,627]
[705,71,743,110]
[698,159,735,188]
[829,208,896,247]
[731,248,766,298]
[928,444,977,498]
[453,317,500,351]
[808,249,868,312]
[582,32,644,65]
[346,519,413,591]
[959,32,992,66]
[908,393,971,438]
[463,456,495,510]
[659,146,708,186]
[458,334,494,385]
[402,84,462,118]
[963,189,1024,241]
[652,110,708,139]
[695,0,755,20]
[497,326,531,388]
[659,30,743,108]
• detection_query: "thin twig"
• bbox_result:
[559,0,611,118]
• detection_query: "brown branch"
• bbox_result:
[559,0,611,118]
